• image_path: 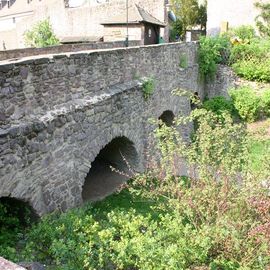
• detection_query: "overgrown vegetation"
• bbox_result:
[0,199,35,261]
[255,1,270,38]
[179,53,188,68]
[198,36,231,80]
[24,19,60,48]
[141,77,155,99]
[1,90,270,269]
[170,0,207,40]
[198,24,270,82]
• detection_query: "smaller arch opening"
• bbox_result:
[190,92,200,110]
[0,197,38,249]
[158,110,175,127]
[82,136,139,202]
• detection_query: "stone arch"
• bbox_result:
[158,110,175,127]
[190,91,200,110]
[82,136,139,202]
[0,196,39,225]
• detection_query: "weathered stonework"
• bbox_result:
[0,42,203,215]
[205,65,238,98]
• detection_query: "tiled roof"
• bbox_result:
[101,4,166,26]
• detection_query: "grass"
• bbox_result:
[248,138,270,171]
[91,188,163,221]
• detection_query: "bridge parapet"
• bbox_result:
[0,42,200,127]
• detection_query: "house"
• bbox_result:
[207,0,269,36]
[0,0,169,50]
[101,5,166,45]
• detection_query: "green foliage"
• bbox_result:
[230,37,270,82]
[179,54,188,68]
[171,0,207,35]
[198,35,231,80]
[0,199,34,261]
[261,89,270,116]
[170,19,184,40]
[229,87,261,122]
[3,95,270,269]
[24,19,59,48]
[232,58,270,82]
[255,1,270,38]
[141,77,155,99]
[203,96,235,117]
[229,25,256,40]
[248,138,270,172]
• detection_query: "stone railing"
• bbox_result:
[0,40,141,61]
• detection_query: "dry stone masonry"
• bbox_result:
[0,42,203,215]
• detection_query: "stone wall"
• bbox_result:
[0,42,203,215]
[205,65,237,98]
[0,41,141,61]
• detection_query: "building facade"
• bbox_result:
[207,0,269,36]
[0,0,169,50]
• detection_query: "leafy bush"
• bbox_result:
[203,96,235,117]
[229,87,262,122]
[261,89,270,116]
[232,58,270,82]
[198,35,231,81]
[4,100,270,269]
[0,199,34,261]
[255,1,270,38]
[24,19,59,48]
[179,54,188,69]
[229,25,256,40]
[230,38,270,82]
[141,77,155,99]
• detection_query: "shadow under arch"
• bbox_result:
[82,136,139,202]
[158,110,175,127]
[0,197,39,227]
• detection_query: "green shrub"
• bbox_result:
[0,199,34,261]
[203,96,235,117]
[229,87,261,122]
[198,35,231,81]
[229,25,256,40]
[179,54,188,69]
[255,1,270,38]
[230,38,270,63]
[230,38,270,82]
[24,19,59,48]
[261,89,270,115]
[141,77,155,99]
[4,103,270,269]
[232,58,270,82]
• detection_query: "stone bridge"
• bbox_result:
[0,43,203,215]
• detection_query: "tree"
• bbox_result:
[170,0,207,39]
[255,1,270,38]
[24,19,60,48]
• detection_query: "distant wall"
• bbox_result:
[0,0,168,50]
[207,0,268,36]
[103,25,143,43]
[0,41,141,61]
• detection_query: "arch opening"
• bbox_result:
[0,197,39,246]
[82,136,139,202]
[159,110,175,127]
